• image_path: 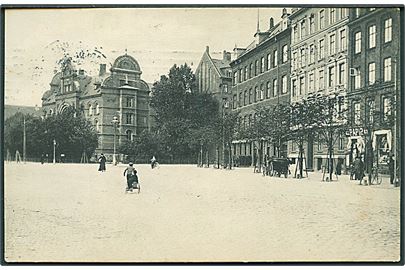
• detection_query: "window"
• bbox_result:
[368,62,376,85]
[309,44,315,64]
[299,76,305,95]
[309,14,315,34]
[329,34,336,55]
[328,66,335,87]
[338,62,346,85]
[239,93,242,106]
[340,29,347,51]
[233,72,237,85]
[95,103,100,114]
[266,82,271,98]
[319,39,325,59]
[319,9,325,29]
[233,94,237,109]
[330,8,336,24]
[267,54,271,70]
[384,58,392,82]
[353,102,361,125]
[317,134,322,151]
[354,69,361,89]
[340,8,347,19]
[282,45,288,63]
[273,50,278,67]
[126,130,132,141]
[366,99,375,125]
[300,47,306,67]
[384,18,392,43]
[223,84,228,93]
[338,96,345,116]
[300,20,306,39]
[319,69,324,90]
[238,69,242,83]
[249,63,253,78]
[244,66,248,81]
[88,104,93,116]
[255,86,259,102]
[273,79,278,97]
[261,57,265,73]
[95,119,100,132]
[126,113,133,124]
[369,25,376,49]
[355,8,360,18]
[281,76,288,94]
[260,84,264,100]
[293,52,298,69]
[383,97,392,121]
[243,90,248,106]
[292,79,297,97]
[309,72,315,92]
[126,97,133,107]
[249,88,253,104]
[255,60,259,76]
[355,31,361,54]
[293,25,299,42]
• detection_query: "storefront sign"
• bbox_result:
[345,127,369,137]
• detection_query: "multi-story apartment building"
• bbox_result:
[230,8,291,166]
[41,53,151,161]
[289,7,350,172]
[195,46,233,166]
[347,7,401,174]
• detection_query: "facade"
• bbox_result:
[347,8,401,173]
[41,54,151,161]
[195,46,233,166]
[230,9,291,166]
[288,7,350,171]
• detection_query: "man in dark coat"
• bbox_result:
[98,153,106,172]
[388,154,395,185]
[354,156,365,185]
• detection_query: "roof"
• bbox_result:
[211,58,232,77]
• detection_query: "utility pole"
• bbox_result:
[53,139,56,164]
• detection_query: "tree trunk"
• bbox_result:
[298,142,304,178]
[228,143,232,170]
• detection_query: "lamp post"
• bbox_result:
[112,115,119,166]
[23,115,26,164]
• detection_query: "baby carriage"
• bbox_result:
[126,174,141,194]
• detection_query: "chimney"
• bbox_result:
[282,8,289,18]
[206,46,210,54]
[99,64,106,76]
[269,17,274,29]
[223,50,231,62]
[233,47,246,58]
[78,69,85,75]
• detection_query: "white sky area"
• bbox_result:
[5,7,284,106]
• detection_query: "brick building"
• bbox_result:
[41,53,151,161]
[347,7,401,173]
[230,8,291,166]
[289,7,350,172]
[195,46,233,166]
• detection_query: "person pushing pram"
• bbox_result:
[123,162,140,193]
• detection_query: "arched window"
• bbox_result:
[126,130,133,141]
[95,103,100,114]
[95,119,100,132]
[49,109,54,116]
[89,104,93,116]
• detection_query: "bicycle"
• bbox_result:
[371,165,382,185]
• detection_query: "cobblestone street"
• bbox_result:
[4,163,401,262]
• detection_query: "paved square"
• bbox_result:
[4,163,401,262]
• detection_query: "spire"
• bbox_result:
[256,9,260,33]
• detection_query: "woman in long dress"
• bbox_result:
[98,153,106,172]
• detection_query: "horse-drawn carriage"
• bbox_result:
[264,157,290,178]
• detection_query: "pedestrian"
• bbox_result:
[123,162,138,192]
[335,158,342,176]
[98,153,106,172]
[150,155,157,169]
[388,153,395,185]
[40,154,44,164]
[353,156,365,185]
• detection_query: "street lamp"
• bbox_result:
[53,139,56,164]
[112,115,120,166]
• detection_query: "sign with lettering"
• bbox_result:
[345,127,369,137]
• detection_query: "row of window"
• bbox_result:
[354,18,392,54]
[292,28,347,70]
[88,103,100,116]
[352,57,393,90]
[232,76,288,108]
[290,133,346,152]
[352,96,392,126]
[292,62,346,97]
[292,8,348,43]
[233,45,288,85]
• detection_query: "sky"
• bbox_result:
[4,7,284,106]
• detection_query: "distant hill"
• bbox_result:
[4,105,42,120]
